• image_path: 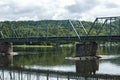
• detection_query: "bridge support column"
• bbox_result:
[0,42,13,66]
[76,42,98,60]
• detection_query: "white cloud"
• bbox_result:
[0,0,120,21]
[17,16,39,21]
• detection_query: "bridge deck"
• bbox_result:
[0,36,119,42]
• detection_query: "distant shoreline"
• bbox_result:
[13,45,53,48]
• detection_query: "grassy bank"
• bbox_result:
[13,45,53,48]
[13,44,74,48]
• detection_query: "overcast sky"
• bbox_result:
[0,0,120,21]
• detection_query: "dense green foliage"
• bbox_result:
[0,20,93,38]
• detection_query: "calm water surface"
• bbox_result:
[13,45,120,75]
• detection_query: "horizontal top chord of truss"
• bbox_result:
[96,16,120,20]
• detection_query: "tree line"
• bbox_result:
[0,20,93,38]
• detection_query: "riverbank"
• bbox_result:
[13,43,74,48]
[13,45,53,48]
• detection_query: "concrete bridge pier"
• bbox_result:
[0,42,13,66]
[76,42,99,60]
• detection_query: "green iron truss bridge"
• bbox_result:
[0,16,120,43]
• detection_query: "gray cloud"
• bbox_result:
[104,2,119,9]
[65,0,99,13]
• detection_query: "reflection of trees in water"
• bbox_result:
[118,45,120,54]
[99,45,120,65]
[99,45,119,55]
[101,57,120,65]
[14,47,75,55]
[13,47,75,66]
[76,60,99,75]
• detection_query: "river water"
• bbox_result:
[12,45,120,75]
[0,45,120,80]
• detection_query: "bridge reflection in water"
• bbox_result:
[76,60,99,75]
[0,60,120,80]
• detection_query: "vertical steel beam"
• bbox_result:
[2,69,4,80]
[18,24,21,38]
[119,19,120,35]
[47,72,49,80]
[97,19,107,35]
[56,25,59,37]
[109,18,112,36]
[54,23,55,37]
[56,23,58,37]
[106,20,109,36]
[68,20,70,38]
[36,23,39,37]
[27,24,29,38]
[46,23,48,38]
[11,23,18,38]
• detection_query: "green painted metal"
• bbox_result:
[46,23,48,38]
[87,18,98,35]
[69,20,81,40]
[118,19,120,34]
[88,16,120,36]
[36,23,39,37]
[68,20,70,38]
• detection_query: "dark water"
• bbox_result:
[12,45,120,75]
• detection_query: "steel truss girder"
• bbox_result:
[88,16,120,36]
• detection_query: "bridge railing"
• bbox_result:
[0,67,120,80]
